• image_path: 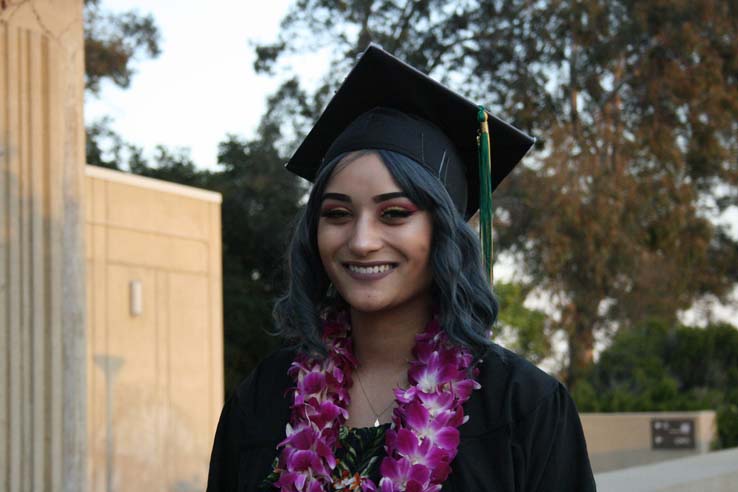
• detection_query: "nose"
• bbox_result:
[347,214,382,257]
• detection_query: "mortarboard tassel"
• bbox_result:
[477,106,493,284]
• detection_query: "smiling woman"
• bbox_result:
[206,45,596,492]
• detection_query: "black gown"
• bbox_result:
[206,343,597,492]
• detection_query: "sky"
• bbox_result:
[84,0,330,171]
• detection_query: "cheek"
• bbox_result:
[394,218,433,267]
[317,224,341,271]
[412,217,434,265]
[317,225,330,264]
[414,242,433,278]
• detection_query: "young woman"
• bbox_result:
[207,45,596,492]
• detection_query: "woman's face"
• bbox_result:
[317,152,434,314]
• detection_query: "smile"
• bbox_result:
[347,263,394,274]
[343,262,398,280]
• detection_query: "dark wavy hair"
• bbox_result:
[273,149,497,358]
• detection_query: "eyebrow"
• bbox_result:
[321,191,409,204]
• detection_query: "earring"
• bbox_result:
[326,282,337,298]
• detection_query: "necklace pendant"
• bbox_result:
[374,417,380,427]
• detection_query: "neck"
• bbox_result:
[349,296,432,371]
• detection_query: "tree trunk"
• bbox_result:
[565,313,595,389]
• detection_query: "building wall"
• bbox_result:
[581,411,716,473]
[1,1,87,491]
[84,165,223,492]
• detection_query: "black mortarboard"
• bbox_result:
[285,43,535,220]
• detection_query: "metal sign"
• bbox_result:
[651,418,696,450]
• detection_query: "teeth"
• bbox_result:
[347,264,394,274]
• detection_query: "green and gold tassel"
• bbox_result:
[477,106,493,283]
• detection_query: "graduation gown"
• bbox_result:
[207,344,596,492]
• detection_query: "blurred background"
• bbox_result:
[85,0,738,430]
[2,0,737,490]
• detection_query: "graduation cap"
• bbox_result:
[285,43,535,279]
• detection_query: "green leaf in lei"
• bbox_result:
[334,425,388,482]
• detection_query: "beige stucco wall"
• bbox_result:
[84,165,223,492]
[581,411,716,473]
[1,1,87,491]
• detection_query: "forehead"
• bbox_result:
[324,152,402,192]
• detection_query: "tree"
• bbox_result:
[85,116,125,169]
[493,282,552,365]
[128,145,210,188]
[83,0,161,95]
[215,115,304,392]
[255,0,738,387]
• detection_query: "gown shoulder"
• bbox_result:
[206,347,296,492]
[452,343,596,491]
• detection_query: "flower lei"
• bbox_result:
[272,313,481,492]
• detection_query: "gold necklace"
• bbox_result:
[354,369,400,427]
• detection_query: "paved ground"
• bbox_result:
[595,447,738,492]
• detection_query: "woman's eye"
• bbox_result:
[320,208,351,219]
[381,207,414,219]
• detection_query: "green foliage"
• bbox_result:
[85,118,208,190]
[85,116,124,170]
[493,282,551,364]
[257,0,738,387]
[129,146,209,188]
[717,398,738,450]
[215,131,304,393]
[83,0,161,94]
[571,321,738,448]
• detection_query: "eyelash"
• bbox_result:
[320,208,351,219]
[380,207,414,219]
[319,206,415,220]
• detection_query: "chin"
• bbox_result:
[341,289,430,316]
[342,296,395,314]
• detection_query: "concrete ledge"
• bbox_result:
[595,447,738,492]
[85,165,223,203]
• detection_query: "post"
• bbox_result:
[0,1,87,491]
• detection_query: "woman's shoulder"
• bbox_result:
[459,345,596,489]
[233,347,296,395]
[207,348,299,490]
[461,343,565,436]
[229,347,297,432]
[481,342,561,406]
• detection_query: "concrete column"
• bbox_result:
[0,1,87,491]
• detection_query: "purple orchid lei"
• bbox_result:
[272,312,481,492]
